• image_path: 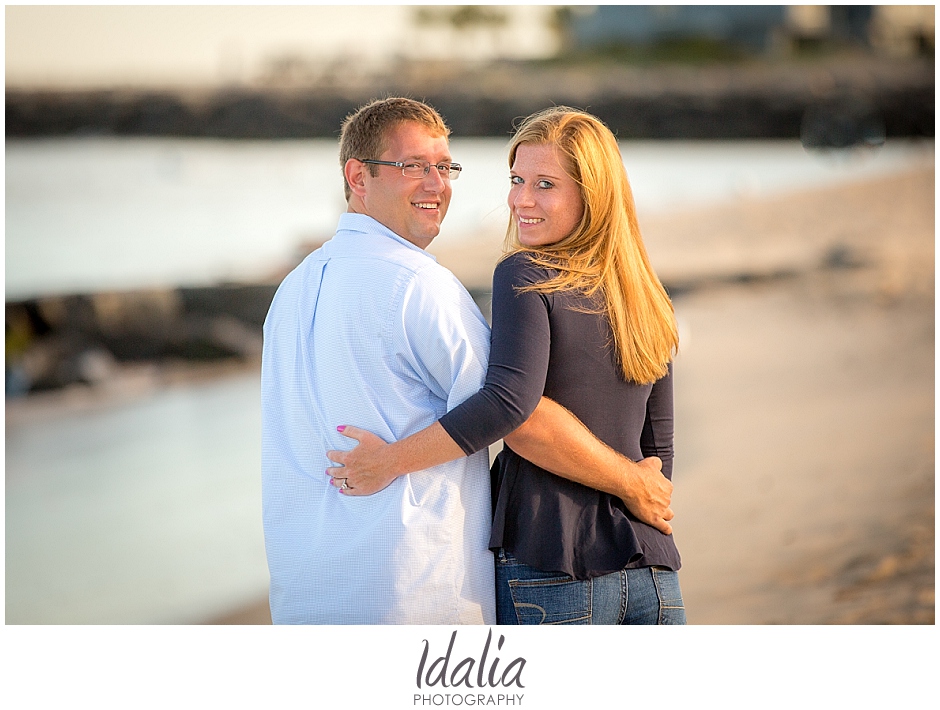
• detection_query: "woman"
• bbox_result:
[329,107,684,624]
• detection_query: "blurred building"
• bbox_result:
[565,5,789,53]
[787,5,936,56]
[563,5,935,58]
[868,5,936,57]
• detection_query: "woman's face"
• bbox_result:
[508,142,584,248]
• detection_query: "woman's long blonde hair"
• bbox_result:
[505,107,678,384]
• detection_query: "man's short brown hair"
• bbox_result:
[339,97,450,200]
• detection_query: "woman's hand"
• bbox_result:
[326,421,465,496]
[325,426,398,496]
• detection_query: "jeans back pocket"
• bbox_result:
[508,576,592,625]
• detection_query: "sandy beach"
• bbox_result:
[208,161,934,625]
[645,164,934,624]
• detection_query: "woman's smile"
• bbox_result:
[509,143,583,247]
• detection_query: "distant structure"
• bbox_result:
[868,5,936,57]
[562,5,935,58]
[564,5,788,53]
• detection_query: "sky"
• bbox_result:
[4,5,560,89]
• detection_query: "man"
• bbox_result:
[261,98,672,624]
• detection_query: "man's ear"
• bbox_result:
[344,159,368,198]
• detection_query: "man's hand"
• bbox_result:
[503,397,676,535]
[325,426,398,496]
[620,456,674,535]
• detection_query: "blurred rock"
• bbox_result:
[6,56,933,139]
[800,91,887,149]
[5,283,277,394]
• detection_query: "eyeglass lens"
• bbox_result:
[402,162,461,180]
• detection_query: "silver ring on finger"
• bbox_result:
[340,479,349,490]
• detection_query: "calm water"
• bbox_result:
[5,138,933,623]
[6,375,268,624]
[6,137,932,299]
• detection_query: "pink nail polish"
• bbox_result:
[336,425,346,432]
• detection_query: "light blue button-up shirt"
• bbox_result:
[261,213,495,624]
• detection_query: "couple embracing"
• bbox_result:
[261,97,684,625]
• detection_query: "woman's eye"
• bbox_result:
[510,175,523,185]
[536,180,553,189]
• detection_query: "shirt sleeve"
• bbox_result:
[639,361,675,480]
[439,253,552,455]
[396,264,492,418]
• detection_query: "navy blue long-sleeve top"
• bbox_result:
[439,251,680,579]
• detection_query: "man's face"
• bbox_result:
[359,122,453,249]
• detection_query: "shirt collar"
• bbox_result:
[334,213,438,263]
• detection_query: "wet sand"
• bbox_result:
[212,164,934,625]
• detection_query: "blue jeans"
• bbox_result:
[495,548,686,625]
